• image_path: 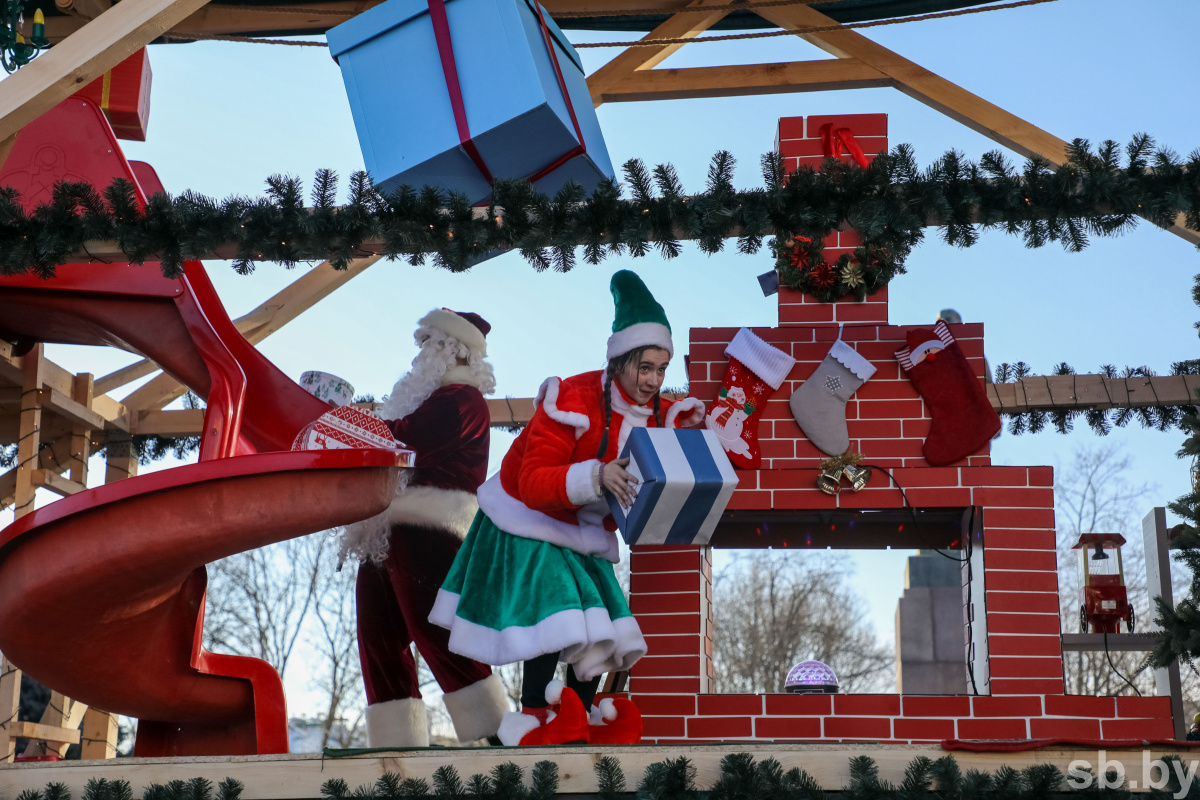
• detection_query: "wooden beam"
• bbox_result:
[94,360,159,396]
[133,408,204,437]
[0,437,76,512]
[80,709,118,760]
[752,4,1200,247]
[11,721,81,746]
[103,429,137,484]
[986,374,1200,415]
[587,0,732,108]
[37,387,105,431]
[0,0,212,143]
[118,372,188,416]
[24,693,88,759]
[0,657,18,763]
[31,469,87,497]
[70,373,94,487]
[14,344,44,519]
[597,58,891,103]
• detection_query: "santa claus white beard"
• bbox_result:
[381,344,455,420]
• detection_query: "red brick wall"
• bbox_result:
[611,114,1176,744]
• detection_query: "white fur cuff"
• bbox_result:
[366,698,429,748]
[566,459,603,505]
[664,397,706,428]
[388,485,479,538]
[442,674,510,743]
[725,327,796,389]
[497,711,541,746]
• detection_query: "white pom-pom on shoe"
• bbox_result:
[544,679,564,705]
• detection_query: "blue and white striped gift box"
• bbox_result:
[606,428,739,546]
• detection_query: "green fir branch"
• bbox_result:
[1,136,1197,305]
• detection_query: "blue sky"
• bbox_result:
[11,0,1200,700]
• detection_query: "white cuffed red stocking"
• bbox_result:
[705,328,796,469]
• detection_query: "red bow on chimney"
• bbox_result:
[819,123,870,168]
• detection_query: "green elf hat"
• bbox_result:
[606,270,674,360]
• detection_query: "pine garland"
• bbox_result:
[15,751,1200,800]
[2,135,1197,304]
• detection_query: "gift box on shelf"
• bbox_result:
[292,406,415,466]
[73,48,152,141]
[606,428,738,547]
[326,0,613,204]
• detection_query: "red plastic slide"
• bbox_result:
[0,98,408,756]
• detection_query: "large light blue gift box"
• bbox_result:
[606,428,739,547]
[327,0,615,203]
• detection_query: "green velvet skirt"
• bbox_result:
[429,511,646,680]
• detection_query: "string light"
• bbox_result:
[2,7,47,72]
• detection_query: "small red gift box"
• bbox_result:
[73,48,152,141]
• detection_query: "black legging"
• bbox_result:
[521,652,601,709]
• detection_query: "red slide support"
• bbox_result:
[0,98,409,756]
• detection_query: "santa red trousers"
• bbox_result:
[356,522,492,702]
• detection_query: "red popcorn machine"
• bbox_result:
[1073,532,1135,634]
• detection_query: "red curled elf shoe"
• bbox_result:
[586,697,643,745]
[497,680,589,746]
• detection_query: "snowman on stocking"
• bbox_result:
[706,328,796,469]
[896,320,1001,466]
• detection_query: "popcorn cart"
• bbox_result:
[1073,533,1135,634]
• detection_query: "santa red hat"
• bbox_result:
[418,308,490,357]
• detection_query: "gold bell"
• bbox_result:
[842,464,871,492]
[817,466,842,496]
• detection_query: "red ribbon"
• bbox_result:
[819,123,870,168]
[427,0,587,189]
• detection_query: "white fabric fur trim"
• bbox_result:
[388,485,479,538]
[366,697,429,748]
[606,322,673,360]
[566,459,603,505]
[497,711,542,746]
[545,678,564,705]
[440,364,491,392]
[724,328,796,389]
[663,397,706,428]
[429,592,646,680]
[477,475,619,562]
[589,698,618,726]
[828,340,877,382]
[419,308,486,356]
[610,381,652,455]
[535,377,590,440]
[441,674,509,743]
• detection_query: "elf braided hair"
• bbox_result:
[596,345,666,459]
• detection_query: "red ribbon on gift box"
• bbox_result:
[819,122,870,168]
[427,0,587,188]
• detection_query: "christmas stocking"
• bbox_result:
[896,320,1001,466]
[789,339,877,456]
[705,328,796,469]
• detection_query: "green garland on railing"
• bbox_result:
[12,751,1199,800]
[2,135,1197,301]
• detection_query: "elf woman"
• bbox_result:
[429,270,705,746]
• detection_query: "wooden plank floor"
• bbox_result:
[2,743,1194,796]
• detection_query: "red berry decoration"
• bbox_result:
[808,261,838,290]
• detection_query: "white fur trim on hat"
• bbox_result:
[535,377,590,439]
[442,674,510,743]
[419,308,487,356]
[664,397,706,429]
[497,711,542,746]
[724,327,796,390]
[365,697,429,748]
[606,322,673,361]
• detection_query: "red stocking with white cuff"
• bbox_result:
[896,321,1000,466]
[705,328,797,469]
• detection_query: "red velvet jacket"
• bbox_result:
[476,370,705,560]
[384,382,490,537]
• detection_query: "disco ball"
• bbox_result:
[784,660,839,694]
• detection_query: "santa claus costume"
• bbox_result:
[430,271,705,746]
[349,309,509,747]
